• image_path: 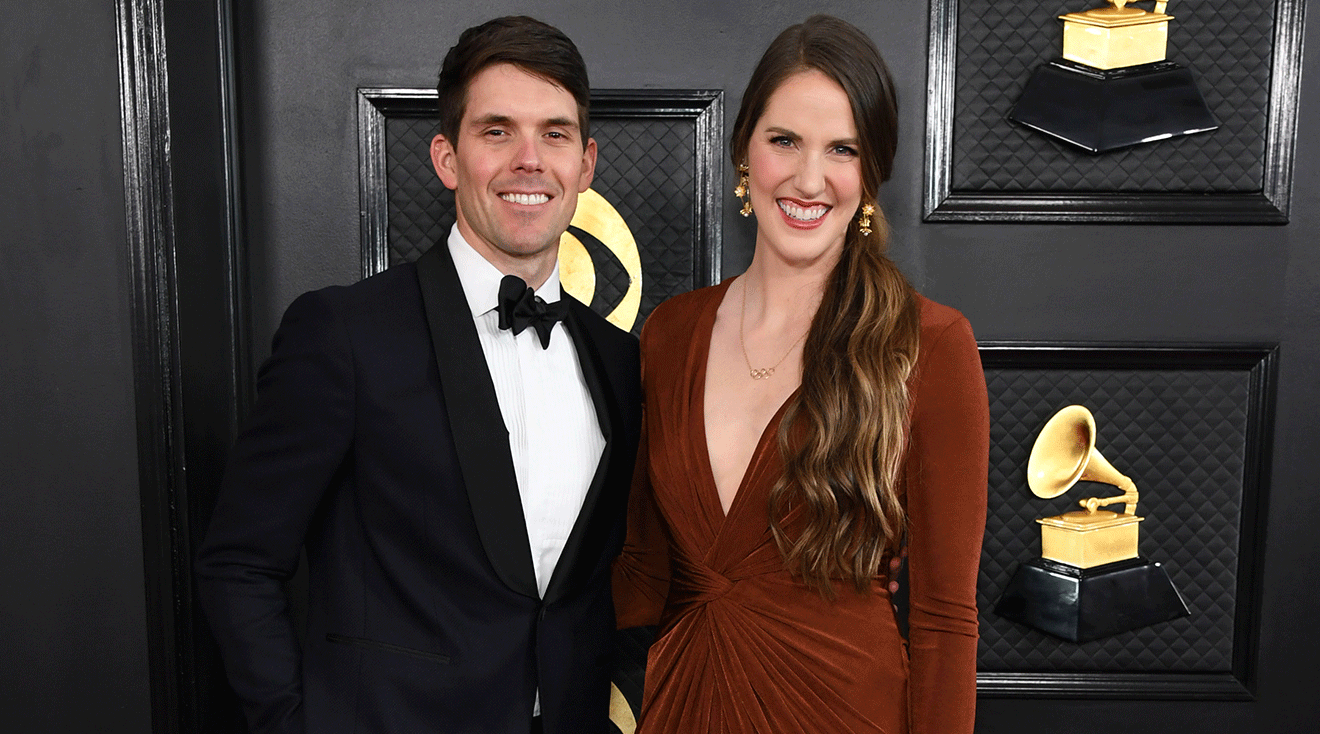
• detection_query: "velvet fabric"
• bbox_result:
[614,278,988,734]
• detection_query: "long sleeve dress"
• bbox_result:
[613,278,989,734]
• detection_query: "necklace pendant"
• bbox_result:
[750,367,774,380]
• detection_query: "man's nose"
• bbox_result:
[512,136,544,173]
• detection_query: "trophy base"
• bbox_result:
[1008,59,1219,154]
[994,557,1190,642]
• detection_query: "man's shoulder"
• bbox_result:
[567,297,640,357]
[273,262,427,346]
[292,261,422,313]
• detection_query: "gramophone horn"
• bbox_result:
[1027,405,1139,514]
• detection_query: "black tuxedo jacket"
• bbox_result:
[196,243,641,734]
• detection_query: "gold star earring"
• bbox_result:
[858,204,875,236]
[735,163,752,217]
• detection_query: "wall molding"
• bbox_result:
[116,0,186,730]
[117,0,249,730]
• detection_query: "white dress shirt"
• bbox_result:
[447,225,606,601]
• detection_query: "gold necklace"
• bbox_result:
[739,281,809,380]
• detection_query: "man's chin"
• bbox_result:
[496,236,562,262]
[500,226,569,255]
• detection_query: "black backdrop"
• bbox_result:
[5,0,1320,732]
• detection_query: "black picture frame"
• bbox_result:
[974,342,1277,700]
[119,0,252,730]
[356,88,724,328]
[923,0,1305,224]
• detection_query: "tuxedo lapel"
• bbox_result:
[415,244,539,600]
[544,298,618,603]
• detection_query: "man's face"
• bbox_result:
[430,63,597,275]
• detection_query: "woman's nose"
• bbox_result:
[791,154,825,197]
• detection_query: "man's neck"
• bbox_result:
[455,220,559,289]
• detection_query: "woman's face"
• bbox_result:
[746,69,864,270]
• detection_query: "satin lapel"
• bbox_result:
[544,297,616,603]
[415,245,539,599]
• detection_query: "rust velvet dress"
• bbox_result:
[613,279,989,734]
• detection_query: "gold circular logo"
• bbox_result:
[559,189,643,332]
[608,682,637,733]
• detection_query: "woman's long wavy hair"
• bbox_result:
[731,15,920,596]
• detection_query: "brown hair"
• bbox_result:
[731,15,920,596]
[436,16,591,147]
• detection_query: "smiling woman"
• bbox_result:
[743,69,863,268]
[613,14,990,734]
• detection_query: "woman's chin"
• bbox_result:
[753,226,846,270]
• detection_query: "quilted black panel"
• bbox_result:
[978,368,1248,672]
[385,116,454,265]
[382,114,700,334]
[951,0,1273,192]
[591,118,695,328]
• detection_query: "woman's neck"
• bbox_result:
[739,249,835,329]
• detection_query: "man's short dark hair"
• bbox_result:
[437,16,591,147]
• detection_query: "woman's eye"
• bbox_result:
[770,136,794,147]
[834,145,858,157]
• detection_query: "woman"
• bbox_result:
[613,15,989,734]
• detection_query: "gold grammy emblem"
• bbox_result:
[995,404,1190,642]
[1060,1,1172,70]
[1008,0,1217,153]
[1027,404,1142,568]
[559,189,644,332]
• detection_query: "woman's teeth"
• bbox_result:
[778,201,827,221]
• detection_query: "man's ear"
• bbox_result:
[577,137,598,193]
[430,134,458,190]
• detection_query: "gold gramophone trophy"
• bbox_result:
[994,405,1189,642]
[1008,1,1218,153]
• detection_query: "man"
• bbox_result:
[196,16,640,734]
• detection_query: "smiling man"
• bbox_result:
[196,17,641,734]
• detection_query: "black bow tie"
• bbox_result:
[496,274,569,349]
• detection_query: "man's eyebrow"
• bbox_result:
[467,114,579,131]
[545,117,579,130]
[470,113,513,127]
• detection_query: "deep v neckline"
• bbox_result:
[692,279,799,524]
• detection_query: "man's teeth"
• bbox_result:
[501,193,550,205]
[778,201,828,221]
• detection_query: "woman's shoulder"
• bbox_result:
[915,292,968,332]
[914,292,978,360]
[639,279,731,342]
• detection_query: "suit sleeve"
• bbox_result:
[612,319,671,628]
[195,289,356,734]
[905,315,989,734]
